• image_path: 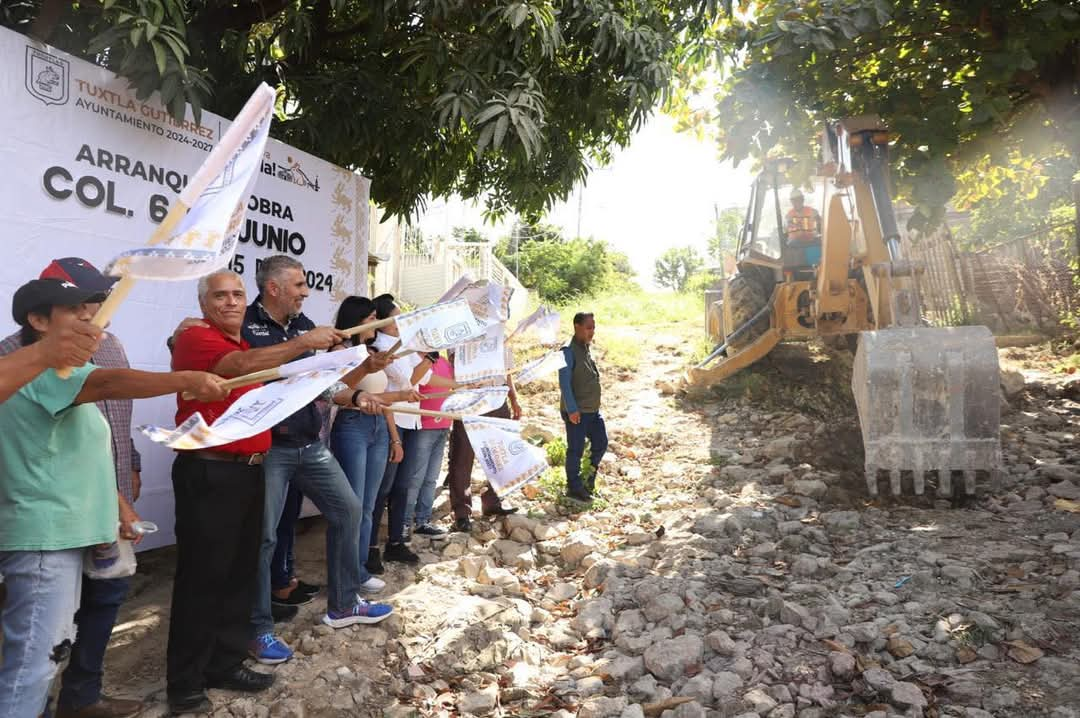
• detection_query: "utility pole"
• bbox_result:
[576,187,583,239]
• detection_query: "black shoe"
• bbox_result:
[205,666,275,693]
[295,579,321,597]
[566,490,593,503]
[452,517,472,533]
[482,506,518,517]
[414,523,447,536]
[366,547,385,575]
[271,588,314,607]
[384,542,419,564]
[168,689,211,715]
[271,602,298,623]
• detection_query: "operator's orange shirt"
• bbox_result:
[786,206,821,243]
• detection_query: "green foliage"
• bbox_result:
[670,1,1080,225]
[654,246,704,292]
[545,437,567,467]
[451,226,489,244]
[10,0,716,219]
[496,222,636,302]
[953,152,1078,252]
[709,206,743,263]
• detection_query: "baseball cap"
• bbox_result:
[40,257,118,293]
[12,279,108,325]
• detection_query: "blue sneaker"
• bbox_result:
[322,599,393,628]
[249,633,293,664]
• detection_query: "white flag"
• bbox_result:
[276,344,369,377]
[513,348,567,386]
[462,416,548,497]
[104,84,275,280]
[441,386,509,416]
[460,280,514,329]
[453,324,507,384]
[436,274,476,304]
[139,361,363,450]
[396,297,484,352]
[510,305,561,346]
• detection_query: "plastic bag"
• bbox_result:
[84,539,136,579]
[83,521,157,579]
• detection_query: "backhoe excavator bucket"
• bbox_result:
[852,327,1001,496]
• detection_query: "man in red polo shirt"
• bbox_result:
[166,269,345,714]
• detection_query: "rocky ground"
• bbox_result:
[105,322,1080,718]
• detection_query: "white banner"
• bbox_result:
[513,348,567,385]
[463,416,548,497]
[105,84,275,280]
[453,324,507,384]
[511,306,561,346]
[441,386,509,416]
[140,361,362,450]
[459,279,514,329]
[396,297,483,352]
[0,27,369,548]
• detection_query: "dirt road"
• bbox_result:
[103,317,1080,718]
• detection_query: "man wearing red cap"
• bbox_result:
[0,258,147,718]
[0,270,225,718]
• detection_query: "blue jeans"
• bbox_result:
[270,486,304,591]
[401,429,449,527]
[252,443,363,636]
[371,428,415,545]
[0,549,84,718]
[562,410,609,495]
[330,411,390,580]
[56,576,130,711]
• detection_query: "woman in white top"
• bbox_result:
[328,296,420,584]
[366,294,456,568]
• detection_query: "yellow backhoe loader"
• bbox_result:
[690,118,1001,497]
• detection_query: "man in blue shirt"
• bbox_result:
[557,312,608,502]
[240,256,393,664]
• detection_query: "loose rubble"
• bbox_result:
[104,340,1079,717]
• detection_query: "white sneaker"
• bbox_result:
[357,576,386,595]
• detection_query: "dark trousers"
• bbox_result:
[55,576,130,710]
[562,410,609,495]
[371,428,414,546]
[167,453,263,695]
[447,403,509,519]
[270,485,303,591]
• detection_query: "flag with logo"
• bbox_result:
[441,386,509,416]
[103,83,276,280]
[513,348,567,386]
[395,297,485,352]
[462,416,548,497]
[510,305,560,346]
[139,348,366,450]
[452,324,507,384]
[436,274,476,304]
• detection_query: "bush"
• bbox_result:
[546,437,567,466]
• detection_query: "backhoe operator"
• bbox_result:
[785,188,821,244]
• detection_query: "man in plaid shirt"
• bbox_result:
[0,258,144,718]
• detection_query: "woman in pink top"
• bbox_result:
[401,354,454,535]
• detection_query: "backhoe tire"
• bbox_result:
[726,268,773,352]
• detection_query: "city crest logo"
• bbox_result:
[25,46,69,106]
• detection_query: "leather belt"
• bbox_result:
[191,450,264,466]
